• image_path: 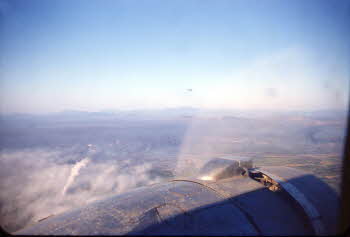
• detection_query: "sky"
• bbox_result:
[1,0,349,113]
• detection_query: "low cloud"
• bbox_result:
[0,148,164,233]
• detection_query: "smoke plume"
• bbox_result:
[61,158,90,196]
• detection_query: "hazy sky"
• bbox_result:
[1,0,349,113]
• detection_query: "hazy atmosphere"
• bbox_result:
[0,0,349,233]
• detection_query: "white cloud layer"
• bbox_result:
[0,148,163,233]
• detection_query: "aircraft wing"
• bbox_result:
[15,157,339,235]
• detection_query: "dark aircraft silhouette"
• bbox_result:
[15,156,339,235]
